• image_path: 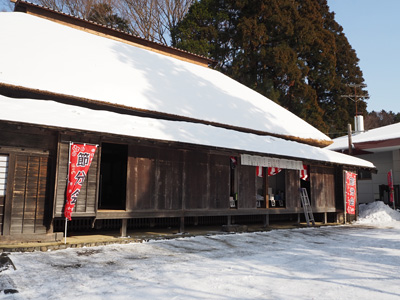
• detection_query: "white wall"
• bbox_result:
[357,151,397,203]
[393,149,400,186]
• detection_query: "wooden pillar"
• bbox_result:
[179,216,185,233]
[120,219,127,237]
[263,214,269,227]
[227,215,232,225]
[324,212,328,224]
[297,213,301,224]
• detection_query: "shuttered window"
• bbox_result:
[0,155,9,234]
[0,155,8,197]
[10,155,49,234]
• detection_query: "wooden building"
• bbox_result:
[0,1,374,243]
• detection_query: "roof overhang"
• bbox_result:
[0,95,375,169]
[354,138,400,153]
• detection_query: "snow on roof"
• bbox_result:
[326,122,400,151]
[0,95,374,168]
[0,12,330,145]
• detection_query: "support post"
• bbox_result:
[391,170,396,210]
[263,214,269,227]
[179,216,185,233]
[227,215,232,226]
[64,218,68,244]
[120,219,127,237]
[348,124,352,155]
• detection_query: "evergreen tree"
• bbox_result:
[88,2,131,32]
[172,0,368,135]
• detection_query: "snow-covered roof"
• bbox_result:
[0,95,374,168]
[0,12,331,146]
[327,122,400,152]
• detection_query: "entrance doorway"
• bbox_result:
[99,143,127,210]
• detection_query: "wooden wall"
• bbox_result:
[310,166,335,209]
[93,143,338,215]
[127,145,230,211]
[238,165,256,209]
[0,122,342,234]
[285,170,301,208]
[54,136,100,217]
[0,123,57,235]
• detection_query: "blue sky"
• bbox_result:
[327,0,400,113]
[1,0,399,113]
[0,0,11,12]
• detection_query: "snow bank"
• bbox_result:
[356,201,400,226]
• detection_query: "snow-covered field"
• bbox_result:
[1,202,400,300]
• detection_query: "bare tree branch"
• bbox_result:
[32,0,194,45]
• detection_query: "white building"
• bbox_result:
[327,121,400,206]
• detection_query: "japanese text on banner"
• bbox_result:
[345,172,357,215]
[64,143,97,220]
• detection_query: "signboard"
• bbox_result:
[64,143,97,220]
[241,154,303,170]
[345,171,357,215]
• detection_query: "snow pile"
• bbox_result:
[356,201,400,226]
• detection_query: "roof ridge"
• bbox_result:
[13,0,216,66]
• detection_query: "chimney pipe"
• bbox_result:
[354,115,364,133]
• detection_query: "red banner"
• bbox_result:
[345,171,357,215]
[256,166,264,177]
[300,164,309,181]
[64,143,97,220]
[388,170,394,203]
[268,167,282,176]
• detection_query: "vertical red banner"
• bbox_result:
[256,166,264,177]
[345,171,357,215]
[300,164,309,181]
[387,170,394,203]
[64,143,97,220]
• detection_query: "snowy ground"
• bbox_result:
[1,202,400,300]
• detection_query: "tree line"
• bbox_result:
[365,110,400,130]
[29,0,396,136]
